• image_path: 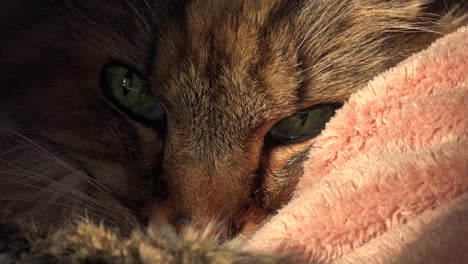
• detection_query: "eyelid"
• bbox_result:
[266,103,342,146]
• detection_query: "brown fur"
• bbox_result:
[0,219,296,263]
[0,0,466,258]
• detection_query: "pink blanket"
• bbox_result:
[244,26,468,263]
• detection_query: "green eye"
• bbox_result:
[267,104,341,145]
[103,65,164,121]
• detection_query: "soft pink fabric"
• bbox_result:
[244,26,468,263]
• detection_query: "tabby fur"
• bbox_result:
[0,0,466,262]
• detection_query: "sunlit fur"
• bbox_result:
[0,0,466,246]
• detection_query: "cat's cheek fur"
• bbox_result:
[260,140,313,208]
[226,140,313,238]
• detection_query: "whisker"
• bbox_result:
[1,169,86,199]
[0,128,138,225]
[0,155,129,217]
[0,128,110,192]
[0,157,97,202]
[141,0,160,28]
[126,0,151,32]
[0,174,130,225]
[0,174,103,212]
[0,198,105,220]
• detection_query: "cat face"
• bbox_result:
[0,0,463,238]
[0,0,166,226]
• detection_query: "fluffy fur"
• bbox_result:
[0,219,296,263]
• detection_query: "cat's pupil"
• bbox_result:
[300,113,308,126]
[122,73,133,96]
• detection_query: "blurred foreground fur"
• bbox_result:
[0,219,296,264]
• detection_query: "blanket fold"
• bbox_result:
[244,26,468,263]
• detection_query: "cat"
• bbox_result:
[0,0,466,262]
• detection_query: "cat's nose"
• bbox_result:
[152,166,169,200]
[173,213,193,232]
[154,181,169,200]
[152,164,169,199]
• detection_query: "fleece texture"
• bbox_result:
[244,26,468,263]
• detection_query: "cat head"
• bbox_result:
[0,0,465,238]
